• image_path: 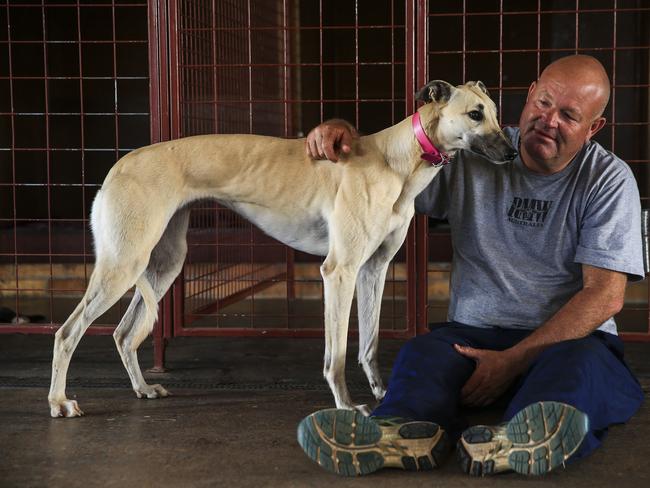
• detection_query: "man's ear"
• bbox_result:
[415,80,455,103]
[526,81,537,102]
[586,116,606,141]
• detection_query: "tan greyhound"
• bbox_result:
[48,80,516,418]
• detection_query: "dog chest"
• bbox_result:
[224,200,330,256]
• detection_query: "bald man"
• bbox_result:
[296,55,644,477]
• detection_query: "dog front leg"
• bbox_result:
[356,223,412,403]
[356,258,391,402]
[321,257,365,413]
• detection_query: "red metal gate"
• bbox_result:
[162,0,420,341]
[0,0,152,336]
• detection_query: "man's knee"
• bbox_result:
[533,335,605,368]
[527,334,638,394]
[398,325,469,361]
[392,327,475,384]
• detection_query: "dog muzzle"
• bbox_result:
[412,111,451,167]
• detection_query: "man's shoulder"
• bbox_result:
[576,141,641,210]
[580,139,635,182]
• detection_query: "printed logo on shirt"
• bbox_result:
[507,197,553,228]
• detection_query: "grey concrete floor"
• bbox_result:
[0,334,648,488]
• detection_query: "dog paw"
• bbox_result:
[372,386,386,401]
[50,399,84,418]
[355,404,372,417]
[135,384,170,399]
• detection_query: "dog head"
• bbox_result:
[415,80,517,163]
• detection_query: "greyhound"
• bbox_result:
[48,80,516,418]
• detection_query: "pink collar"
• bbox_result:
[412,111,450,166]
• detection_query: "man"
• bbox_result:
[296,55,645,477]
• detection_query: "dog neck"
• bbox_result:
[369,106,450,216]
[374,106,445,177]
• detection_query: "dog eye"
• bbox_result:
[468,110,483,122]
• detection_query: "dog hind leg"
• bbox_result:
[48,260,147,418]
[112,208,191,399]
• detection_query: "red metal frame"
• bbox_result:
[414,0,429,336]
[148,0,171,369]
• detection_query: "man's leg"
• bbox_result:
[458,332,644,476]
[506,332,644,460]
[371,323,508,437]
[297,323,527,476]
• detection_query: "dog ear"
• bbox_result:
[415,80,455,103]
[469,80,490,97]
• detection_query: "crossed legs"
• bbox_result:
[300,323,643,475]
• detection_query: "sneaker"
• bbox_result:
[297,408,450,476]
[457,401,589,476]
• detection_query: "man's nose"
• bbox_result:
[541,108,559,128]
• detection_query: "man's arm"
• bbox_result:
[504,264,626,365]
[455,264,627,407]
[305,119,358,162]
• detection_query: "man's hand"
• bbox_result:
[305,119,358,162]
[454,344,525,407]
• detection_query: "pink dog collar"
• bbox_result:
[412,111,450,167]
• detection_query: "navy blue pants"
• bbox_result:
[372,323,644,461]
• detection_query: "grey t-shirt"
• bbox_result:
[415,127,644,334]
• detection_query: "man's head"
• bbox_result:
[519,55,610,174]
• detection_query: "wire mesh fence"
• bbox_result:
[424,0,650,338]
[0,0,648,343]
[0,0,151,333]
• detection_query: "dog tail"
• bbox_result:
[133,276,159,348]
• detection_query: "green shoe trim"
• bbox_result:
[297,408,450,476]
[457,401,589,476]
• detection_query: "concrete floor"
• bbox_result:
[0,334,648,488]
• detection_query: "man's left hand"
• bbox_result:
[454,344,525,407]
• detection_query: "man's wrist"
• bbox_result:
[503,346,531,374]
[323,119,359,137]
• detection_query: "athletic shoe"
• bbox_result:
[457,401,589,476]
[297,408,450,476]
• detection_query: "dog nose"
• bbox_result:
[505,148,518,161]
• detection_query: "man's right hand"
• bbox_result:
[305,119,358,162]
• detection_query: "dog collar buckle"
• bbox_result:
[412,111,450,167]
[420,151,451,166]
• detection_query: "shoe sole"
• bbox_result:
[297,409,449,476]
[458,401,589,476]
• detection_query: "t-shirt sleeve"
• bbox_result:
[574,166,645,282]
[414,164,452,219]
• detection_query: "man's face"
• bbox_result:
[518,74,606,173]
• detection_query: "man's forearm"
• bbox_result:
[506,267,626,372]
